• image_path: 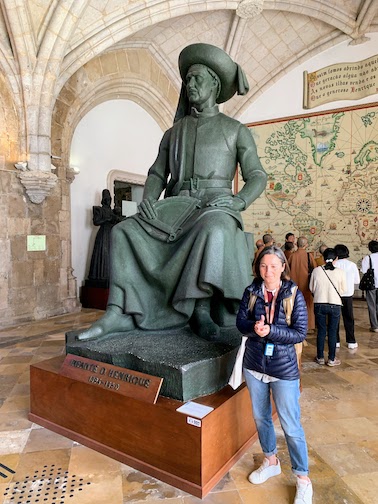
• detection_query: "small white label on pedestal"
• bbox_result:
[187,417,201,428]
[176,401,214,418]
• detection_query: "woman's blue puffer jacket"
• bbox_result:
[236,279,308,380]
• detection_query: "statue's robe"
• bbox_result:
[107,105,267,329]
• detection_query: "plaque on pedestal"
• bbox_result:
[60,354,163,403]
[29,356,257,498]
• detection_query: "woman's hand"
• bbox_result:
[254,315,270,338]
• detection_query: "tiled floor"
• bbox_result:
[0,302,378,503]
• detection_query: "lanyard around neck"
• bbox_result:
[263,285,280,324]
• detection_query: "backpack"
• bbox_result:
[229,286,302,390]
[249,285,303,367]
[248,285,298,326]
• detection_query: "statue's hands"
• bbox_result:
[138,197,158,219]
[206,195,245,211]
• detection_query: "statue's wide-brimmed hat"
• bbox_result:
[178,43,249,104]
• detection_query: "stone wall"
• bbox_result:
[0,43,178,329]
[0,73,79,328]
[52,46,177,166]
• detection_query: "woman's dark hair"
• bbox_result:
[368,240,378,253]
[254,245,290,281]
[334,244,349,259]
[323,248,337,270]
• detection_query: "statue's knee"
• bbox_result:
[111,219,135,245]
[202,213,236,238]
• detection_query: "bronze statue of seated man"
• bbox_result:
[77,43,267,343]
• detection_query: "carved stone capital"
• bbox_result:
[66,166,80,184]
[349,34,370,46]
[236,0,264,19]
[18,170,58,204]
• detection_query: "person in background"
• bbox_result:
[284,241,295,261]
[315,244,327,267]
[252,239,265,274]
[237,246,312,504]
[253,234,275,274]
[263,233,275,247]
[281,232,296,251]
[288,236,317,332]
[361,240,378,333]
[254,238,265,262]
[309,248,346,366]
[334,244,360,349]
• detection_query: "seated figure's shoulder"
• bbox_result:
[163,125,174,137]
[218,114,253,146]
[158,125,174,147]
[219,113,243,130]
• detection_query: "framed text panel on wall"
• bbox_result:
[240,102,378,266]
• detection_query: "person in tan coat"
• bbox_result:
[288,236,317,331]
[253,238,264,263]
[315,244,327,267]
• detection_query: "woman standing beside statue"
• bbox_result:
[236,246,313,504]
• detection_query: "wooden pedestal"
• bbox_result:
[29,356,258,498]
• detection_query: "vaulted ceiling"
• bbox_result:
[1,1,377,119]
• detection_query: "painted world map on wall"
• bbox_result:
[241,103,378,266]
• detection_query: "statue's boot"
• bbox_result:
[77,305,135,341]
[189,299,220,341]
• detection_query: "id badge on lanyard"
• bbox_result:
[265,343,274,356]
[264,287,279,357]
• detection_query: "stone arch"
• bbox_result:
[0,71,21,169]
[52,46,178,173]
[59,0,357,88]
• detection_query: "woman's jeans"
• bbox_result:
[314,303,341,361]
[244,370,309,476]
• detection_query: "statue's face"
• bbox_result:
[185,64,218,108]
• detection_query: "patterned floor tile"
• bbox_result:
[0,303,376,503]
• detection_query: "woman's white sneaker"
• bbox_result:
[248,458,281,484]
[294,478,313,504]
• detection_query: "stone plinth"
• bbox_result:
[66,326,241,401]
